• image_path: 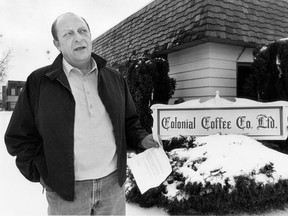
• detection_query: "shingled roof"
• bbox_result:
[92,0,288,66]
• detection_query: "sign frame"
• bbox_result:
[151,92,288,141]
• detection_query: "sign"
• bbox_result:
[151,92,288,140]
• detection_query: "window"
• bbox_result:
[11,88,16,96]
[237,63,256,100]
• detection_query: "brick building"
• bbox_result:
[2,80,25,111]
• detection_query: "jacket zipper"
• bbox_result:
[56,77,76,195]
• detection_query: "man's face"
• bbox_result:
[54,14,92,67]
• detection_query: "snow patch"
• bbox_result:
[168,134,288,192]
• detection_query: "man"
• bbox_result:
[5,12,158,215]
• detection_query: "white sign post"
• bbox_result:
[151,92,288,141]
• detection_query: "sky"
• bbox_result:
[0,0,153,81]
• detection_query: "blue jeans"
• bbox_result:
[43,171,125,215]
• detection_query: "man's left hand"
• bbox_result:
[140,134,159,149]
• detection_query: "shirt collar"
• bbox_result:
[62,58,97,76]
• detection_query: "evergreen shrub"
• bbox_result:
[244,39,288,151]
[126,56,176,133]
[126,136,288,215]
[244,39,288,101]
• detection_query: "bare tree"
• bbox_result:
[0,50,11,83]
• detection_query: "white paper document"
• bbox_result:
[128,146,172,194]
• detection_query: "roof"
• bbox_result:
[92,0,288,66]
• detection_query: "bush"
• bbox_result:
[244,39,288,101]
[126,136,288,215]
[126,56,176,132]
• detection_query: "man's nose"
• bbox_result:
[74,32,84,42]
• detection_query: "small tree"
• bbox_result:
[152,57,176,104]
[0,50,11,84]
[126,56,176,132]
[244,40,288,101]
[243,39,288,151]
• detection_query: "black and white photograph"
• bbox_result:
[1,0,288,215]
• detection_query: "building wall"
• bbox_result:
[1,86,7,110]
[168,42,253,103]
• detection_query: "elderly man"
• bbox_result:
[5,12,158,215]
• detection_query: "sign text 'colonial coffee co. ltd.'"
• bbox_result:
[151,92,288,140]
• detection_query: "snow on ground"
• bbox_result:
[171,134,288,190]
[0,111,47,215]
[161,134,288,205]
[1,111,288,215]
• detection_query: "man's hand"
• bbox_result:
[140,134,159,149]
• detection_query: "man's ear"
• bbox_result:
[53,40,61,52]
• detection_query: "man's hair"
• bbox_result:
[51,13,91,41]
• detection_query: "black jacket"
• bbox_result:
[5,53,148,201]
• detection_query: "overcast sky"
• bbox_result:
[0,0,153,81]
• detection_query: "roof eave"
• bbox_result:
[154,37,258,55]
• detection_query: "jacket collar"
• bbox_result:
[45,53,107,81]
